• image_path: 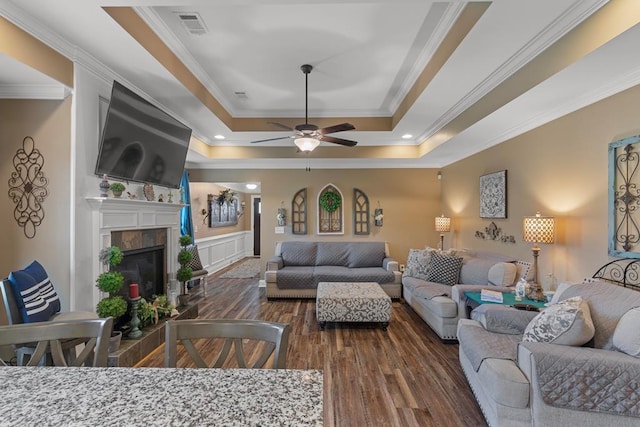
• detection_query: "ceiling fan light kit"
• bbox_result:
[294,137,320,152]
[250,64,358,151]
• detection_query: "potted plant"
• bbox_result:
[109,182,126,198]
[96,246,127,351]
[177,235,193,306]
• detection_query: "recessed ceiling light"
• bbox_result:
[402,134,413,139]
[214,134,225,140]
[246,184,257,190]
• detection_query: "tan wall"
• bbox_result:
[0,98,72,312]
[188,168,441,266]
[190,182,250,239]
[442,82,640,284]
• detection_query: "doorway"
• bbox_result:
[252,196,261,256]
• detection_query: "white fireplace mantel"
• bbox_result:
[86,197,185,306]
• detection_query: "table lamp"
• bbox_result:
[523,211,555,301]
[435,215,451,250]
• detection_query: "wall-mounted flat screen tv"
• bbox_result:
[95,81,192,189]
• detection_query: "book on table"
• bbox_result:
[480,289,503,303]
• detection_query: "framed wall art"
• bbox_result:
[479,170,507,219]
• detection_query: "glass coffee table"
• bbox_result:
[463,291,547,318]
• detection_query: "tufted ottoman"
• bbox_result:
[316,282,392,330]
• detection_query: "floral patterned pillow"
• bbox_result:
[523,296,595,346]
[404,249,433,280]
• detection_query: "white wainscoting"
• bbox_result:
[195,231,253,274]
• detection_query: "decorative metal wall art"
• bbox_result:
[474,222,515,243]
[8,136,49,238]
[353,189,370,235]
[479,170,507,218]
[609,135,640,257]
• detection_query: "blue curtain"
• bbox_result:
[179,170,194,240]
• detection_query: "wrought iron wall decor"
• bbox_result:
[609,135,640,257]
[479,170,507,218]
[8,136,49,238]
[353,188,370,235]
[474,221,515,243]
[291,188,307,235]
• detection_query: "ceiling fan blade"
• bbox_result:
[321,135,358,147]
[267,122,294,131]
[319,123,355,135]
[250,136,293,143]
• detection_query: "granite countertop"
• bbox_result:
[0,367,323,426]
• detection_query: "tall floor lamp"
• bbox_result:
[522,211,555,301]
[435,215,451,250]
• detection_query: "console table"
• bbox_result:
[0,367,323,426]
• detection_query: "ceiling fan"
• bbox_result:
[250,64,358,151]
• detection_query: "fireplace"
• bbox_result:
[115,245,165,301]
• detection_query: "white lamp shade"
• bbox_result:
[294,137,320,152]
[523,212,555,244]
[435,216,451,233]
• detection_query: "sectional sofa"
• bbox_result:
[402,248,531,340]
[265,241,401,299]
[457,281,640,426]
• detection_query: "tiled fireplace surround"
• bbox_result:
[86,197,198,366]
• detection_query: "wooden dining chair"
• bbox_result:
[0,317,113,367]
[165,319,290,369]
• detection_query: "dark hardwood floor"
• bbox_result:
[137,259,487,427]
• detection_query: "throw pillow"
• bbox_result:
[487,262,518,286]
[186,245,204,271]
[7,270,54,323]
[404,248,433,280]
[612,307,640,358]
[23,260,61,314]
[523,296,595,346]
[425,252,463,286]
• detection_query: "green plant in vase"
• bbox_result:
[109,182,126,198]
[96,246,127,320]
[177,234,193,306]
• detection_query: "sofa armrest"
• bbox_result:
[472,305,537,335]
[518,342,640,417]
[267,256,283,271]
[383,257,398,272]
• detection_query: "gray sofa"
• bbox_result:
[458,281,640,426]
[402,249,531,340]
[265,241,401,299]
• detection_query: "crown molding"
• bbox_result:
[419,0,609,142]
[0,84,70,99]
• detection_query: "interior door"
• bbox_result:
[253,197,261,256]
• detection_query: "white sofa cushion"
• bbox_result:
[487,262,518,286]
[612,307,640,357]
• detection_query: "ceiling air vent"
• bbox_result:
[175,12,207,35]
[234,91,249,100]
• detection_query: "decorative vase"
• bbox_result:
[112,190,123,198]
[99,175,110,197]
[109,330,122,353]
[143,184,155,201]
[177,294,190,307]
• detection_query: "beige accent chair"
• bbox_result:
[165,319,290,369]
[0,317,113,367]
